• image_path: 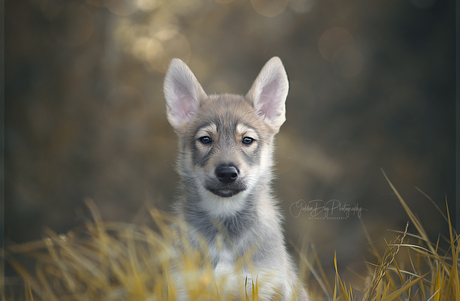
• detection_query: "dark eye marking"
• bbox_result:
[242,137,255,145]
[199,136,212,144]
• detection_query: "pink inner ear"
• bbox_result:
[176,95,197,120]
[257,80,281,120]
[170,81,199,123]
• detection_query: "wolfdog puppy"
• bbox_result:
[163,57,309,300]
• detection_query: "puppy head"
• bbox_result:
[163,57,288,134]
[163,58,289,215]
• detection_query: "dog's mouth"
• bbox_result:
[207,188,242,198]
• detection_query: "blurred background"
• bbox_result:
[3,0,456,289]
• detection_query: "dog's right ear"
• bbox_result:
[163,59,207,130]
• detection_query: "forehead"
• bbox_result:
[191,95,267,133]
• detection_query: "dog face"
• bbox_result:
[164,57,289,215]
[186,95,269,199]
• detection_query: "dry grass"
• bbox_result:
[2,173,458,300]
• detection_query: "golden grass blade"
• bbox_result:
[384,239,403,283]
[4,190,458,301]
[414,187,448,222]
[445,202,460,300]
[406,247,416,278]
[5,240,48,255]
[243,276,256,301]
[385,266,426,279]
[34,264,58,301]
[360,218,380,259]
[302,248,331,299]
[432,264,442,301]
[419,273,427,301]
[26,282,33,301]
[426,288,441,301]
[373,277,382,300]
[365,223,409,301]
[333,274,337,301]
[167,282,176,301]
[42,235,77,293]
[379,273,427,301]
[253,276,259,301]
[388,244,433,257]
[291,246,309,298]
[312,246,333,295]
[85,198,108,243]
[382,280,391,299]
[386,230,424,242]
[6,259,43,299]
[334,253,350,301]
[381,170,438,258]
[58,239,110,288]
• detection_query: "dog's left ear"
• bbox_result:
[246,57,289,132]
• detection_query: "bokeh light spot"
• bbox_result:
[251,0,289,17]
[318,27,353,61]
[51,3,94,47]
[104,86,146,127]
[105,0,139,16]
[331,46,363,78]
[146,30,191,73]
[132,37,151,61]
[145,39,164,64]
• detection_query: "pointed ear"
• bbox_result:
[246,57,289,132]
[163,59,207,130]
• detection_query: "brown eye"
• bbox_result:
[199,136,212,144]
[242,137,254,145]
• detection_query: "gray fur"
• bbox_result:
[164,57,309,300]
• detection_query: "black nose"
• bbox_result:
[215,165,239,183]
